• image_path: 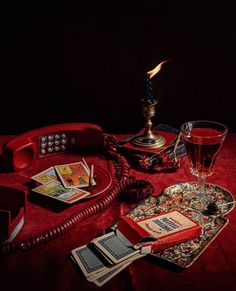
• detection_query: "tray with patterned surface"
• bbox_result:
[126,182,235,268]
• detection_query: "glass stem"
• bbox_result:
[197,175,205,193]
[197,175,208,206]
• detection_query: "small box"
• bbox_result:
[116,209,202,254]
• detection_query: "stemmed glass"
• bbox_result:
[180,120,228,208]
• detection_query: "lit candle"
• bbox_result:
[142,75,154,105]
[142,60,169,105]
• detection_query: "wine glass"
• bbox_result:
[180,120,228,208]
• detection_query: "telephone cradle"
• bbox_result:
[0,123,154,253]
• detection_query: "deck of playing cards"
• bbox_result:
[71,231,145,286]
[31,159,95,204]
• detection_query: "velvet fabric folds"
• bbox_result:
[0,134,236,291]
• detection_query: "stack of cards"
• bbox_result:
[31,159,96,204]
[71,231,145,286]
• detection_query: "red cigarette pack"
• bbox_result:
[116,209,202,253]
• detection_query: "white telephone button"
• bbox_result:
[55,146,60,151]
[41,136,47,142]
[48,147,53,153]
[41,149,46,155]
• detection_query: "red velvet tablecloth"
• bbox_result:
[1,134,236,291]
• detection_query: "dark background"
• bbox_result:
[0,3,235,134]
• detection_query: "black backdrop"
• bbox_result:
[0,3,235,134]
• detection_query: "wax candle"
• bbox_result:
[142,60,169,105]
[142,75,155,105]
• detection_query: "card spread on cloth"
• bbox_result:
[31,159,95,204]
[71,231,145,287]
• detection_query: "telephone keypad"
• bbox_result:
[39,132,69,155]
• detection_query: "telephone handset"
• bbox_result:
[2,123,104,171]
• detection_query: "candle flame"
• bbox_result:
[146,60,170,79]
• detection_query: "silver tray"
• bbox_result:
[126,182,235,268]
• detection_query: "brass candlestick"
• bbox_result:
[132,60,169,149]
[132,101,166,148]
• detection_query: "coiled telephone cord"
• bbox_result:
[0,135,154,255]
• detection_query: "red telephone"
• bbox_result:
[2,123,104,171]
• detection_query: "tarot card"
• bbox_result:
[89,252,145,282]
[32,181,90,203]
[92,232,140,264]
[31,167,59,184]
[71,244,108,278]
[55,162,96,189]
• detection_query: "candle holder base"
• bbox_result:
[132,132,166,148]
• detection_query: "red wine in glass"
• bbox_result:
[180,121,228,207]
[184,128,224,177]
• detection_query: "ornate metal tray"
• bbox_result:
[126,182,235,268]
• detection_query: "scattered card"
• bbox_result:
[32,181,90,203]
[71,244,109,278]
[92,232,140,264]
[92,261,131,287]
[31,166,59,184]
[71,231,146,286]
[55,162,96,189]
[88,252,145,282]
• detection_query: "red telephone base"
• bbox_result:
[0,185,28,244]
